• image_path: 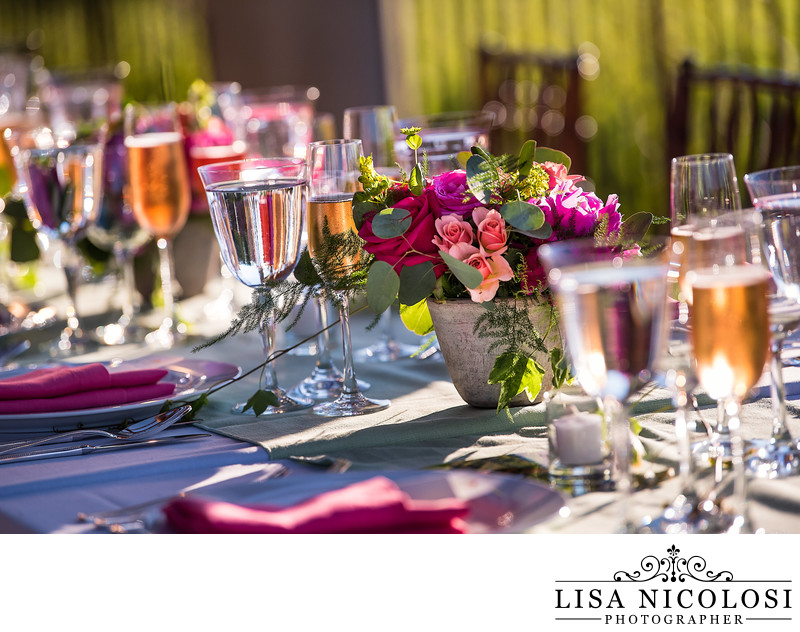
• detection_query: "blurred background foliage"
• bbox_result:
[2,0,800,221]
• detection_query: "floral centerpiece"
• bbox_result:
[192,128,655,416]
[351,128,654,409]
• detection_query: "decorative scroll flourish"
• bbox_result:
[613,545,734,583]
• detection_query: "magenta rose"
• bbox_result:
[432,170,482,218]
[359,189,442,275]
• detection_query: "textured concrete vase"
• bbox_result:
[428,298,555,408]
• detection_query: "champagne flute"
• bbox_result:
[306,139,389,416]
[9,124,105,355]
[685,211,771,530]
[669,153,742,466]
[538,238,669,531]
[124,102,190,349]
[198,157,312,414]
[343,104,418,362]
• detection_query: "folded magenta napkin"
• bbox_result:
[0,363,175,413]
[162,476,470,534]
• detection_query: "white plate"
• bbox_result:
[0,357,240,436]
[194,469,566,534]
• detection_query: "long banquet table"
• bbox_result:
[2,286,800,535]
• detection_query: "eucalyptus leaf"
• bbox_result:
[438,250,483,289]
[398,261,437,306]
[406,133,422,151]
[353,199,382,229]
[466,154,494,205]
[366,260,400,314]
[618,211,653,246]
[534,147,571,171]
[243,389,280,416]
[500,200,546,232]
[409,164,425,196]
[518,140,537,177]
[371,207,412,239]
[399,298,434,336]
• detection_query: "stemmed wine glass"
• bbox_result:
[538,238,669,532]
[684,210,771,530]
[742,166,800,477]
[124,102,191,349]
[669,153,742,466]
[198,157,312,414]
[343,105,418,363]
[44,69,150,345]
[9,122,105,355]
[306,139,389,416]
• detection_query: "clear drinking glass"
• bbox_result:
[306,139,390,416]
[198,157,313,414]
[669,153,742,466]
[343,104,418,362]
[9,125,105,355]
[124,102,191,349]
[741,167,800,478]
[684,210,770,531]
[538,238,669,531]
[395,110,494,176]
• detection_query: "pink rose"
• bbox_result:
[540,161,585,189]
[445,242,514,303]
[359,189,441,275]
[433,214,474,251]
[472,207,508,256]
[432,170,482,217]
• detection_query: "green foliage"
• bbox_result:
[399,299,434,336]
[243,390,281,416]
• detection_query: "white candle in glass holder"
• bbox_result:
[554,412,605,466]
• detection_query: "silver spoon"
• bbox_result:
[0,404,192,455]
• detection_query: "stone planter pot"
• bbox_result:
[428,298,555,408]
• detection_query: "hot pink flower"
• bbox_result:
[431,170,482,217]
[472,207,508,256]
[433,214,474,252]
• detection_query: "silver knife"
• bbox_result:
[0,433,212,464]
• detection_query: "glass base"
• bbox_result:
[354,339,419,363]
[637,493,745,534]
[313,392,390,417]
[93,320,147,346]
[232,389,313,415]
[692,437,733,467]
[289,368,370,401]
[745,438,800,479]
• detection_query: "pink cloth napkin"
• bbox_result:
[163,476,471,534]
[0,363,175,414]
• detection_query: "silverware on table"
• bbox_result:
[0,432,211,464]
[0,404,192,455]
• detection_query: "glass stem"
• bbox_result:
[61,246,82,334]
[337,292,358,396]
[769,335,791,442]
[605,395,632,530]
[258,292,279,393]
[116,248,137,324]
[157,237,175,329]
[673,383,699,498]
[315,295,334,371]
[379,309,392,344]
[725,397,747,529]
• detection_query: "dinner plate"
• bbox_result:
[0,357,240,436]
[199,469,567,534]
